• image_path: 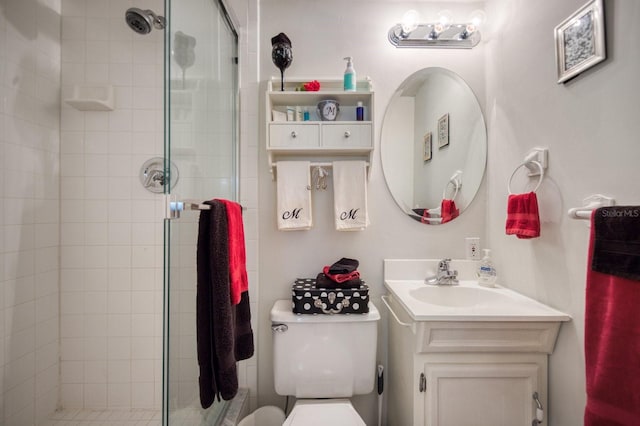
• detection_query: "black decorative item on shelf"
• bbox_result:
[271,33,292,91]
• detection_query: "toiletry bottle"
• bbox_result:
[303,107,310,121]
[343,57,356,92]
[356,101,364,121]
[477,249,497,287]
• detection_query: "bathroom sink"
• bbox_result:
[383,259,571,322]
[385,279,570,321]
[408,283,514,308]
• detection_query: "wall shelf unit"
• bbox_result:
[265,77,375,179]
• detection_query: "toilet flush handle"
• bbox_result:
[271,323,288,333]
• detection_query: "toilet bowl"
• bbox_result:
[283,400,365,426]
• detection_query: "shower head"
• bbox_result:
[125,7,166,35]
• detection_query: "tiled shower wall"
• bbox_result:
[58,0,260,412]
[0,0,62,424]
[59,0,165,410]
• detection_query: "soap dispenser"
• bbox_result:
[343,57,356,92]
[477,249,497,287]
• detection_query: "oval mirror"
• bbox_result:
[381,68,487,224]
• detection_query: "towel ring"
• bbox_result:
[508,160,544,194]
[443,179,460,200]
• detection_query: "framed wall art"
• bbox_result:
[555,0,606,83]
[438,113,449,149]
[423,132,432,162]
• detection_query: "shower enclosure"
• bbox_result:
[163,0,239,424]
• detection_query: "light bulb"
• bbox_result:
[464,24,477,35]
[437,10,453,29]
[400,10,420,35]
[469,10,486,28]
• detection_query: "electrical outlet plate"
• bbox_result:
[465,237,480,260]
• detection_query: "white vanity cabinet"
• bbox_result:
[265,78,374,178]
[387,296,552,426]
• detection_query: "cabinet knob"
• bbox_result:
[344,131,351,138]
[290,131,297,138]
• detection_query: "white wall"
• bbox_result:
[258,1,487,424]
[0,0,62,423]
[485,0,640,424]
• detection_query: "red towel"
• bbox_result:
[216,199,248,306]
[584,210,640,425]
[440,199,459,224]
[505,192,540,238]
[420,209,430,224]
[322,266,360,283]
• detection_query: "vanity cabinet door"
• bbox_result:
[422,362,539,426]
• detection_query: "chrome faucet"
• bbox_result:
[425,258,459,286]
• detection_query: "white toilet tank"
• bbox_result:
[270,299,380,398]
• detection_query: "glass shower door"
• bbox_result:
[162,0,238,424]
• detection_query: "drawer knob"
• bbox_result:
[344,131,351,138]
[290,131,297,138]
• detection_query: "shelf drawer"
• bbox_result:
[269,124,320,148]
[322,124,372,148]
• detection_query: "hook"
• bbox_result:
[312,166,329,191]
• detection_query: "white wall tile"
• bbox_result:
[107,314,131,337]
[83,335,107,359]
[61,383,84,408]
[107,336,131,360]
[107,268,131,292]
[62,17,85,40]
[107,292,131,314]
[84,360,107,383]
[83,383,107,408]
[84,199,109,222]
[85,18,110,41]
[107,360,130,384]
[131,382,154,408]
[84,291,107,314]
[84,132,108,154]
[61,360,85,383]
[85,62,109,84]
[107,383,130,407]
[85,0,109,18]
[131,336,155,360]
[61,337,85,361]
[84,111,109,131]
[85,41,109,64]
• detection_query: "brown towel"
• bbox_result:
[591,206,640,281]
[197,200,254,407]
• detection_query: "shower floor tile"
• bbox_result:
[45,409,161,425]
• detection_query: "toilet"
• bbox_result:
[270,299,380,425]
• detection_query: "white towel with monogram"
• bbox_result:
[276,161,312,231]
[332,161,369,231]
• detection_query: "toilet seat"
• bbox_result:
[283,399,365,426]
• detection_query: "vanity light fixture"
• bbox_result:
[388,9,485,48]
